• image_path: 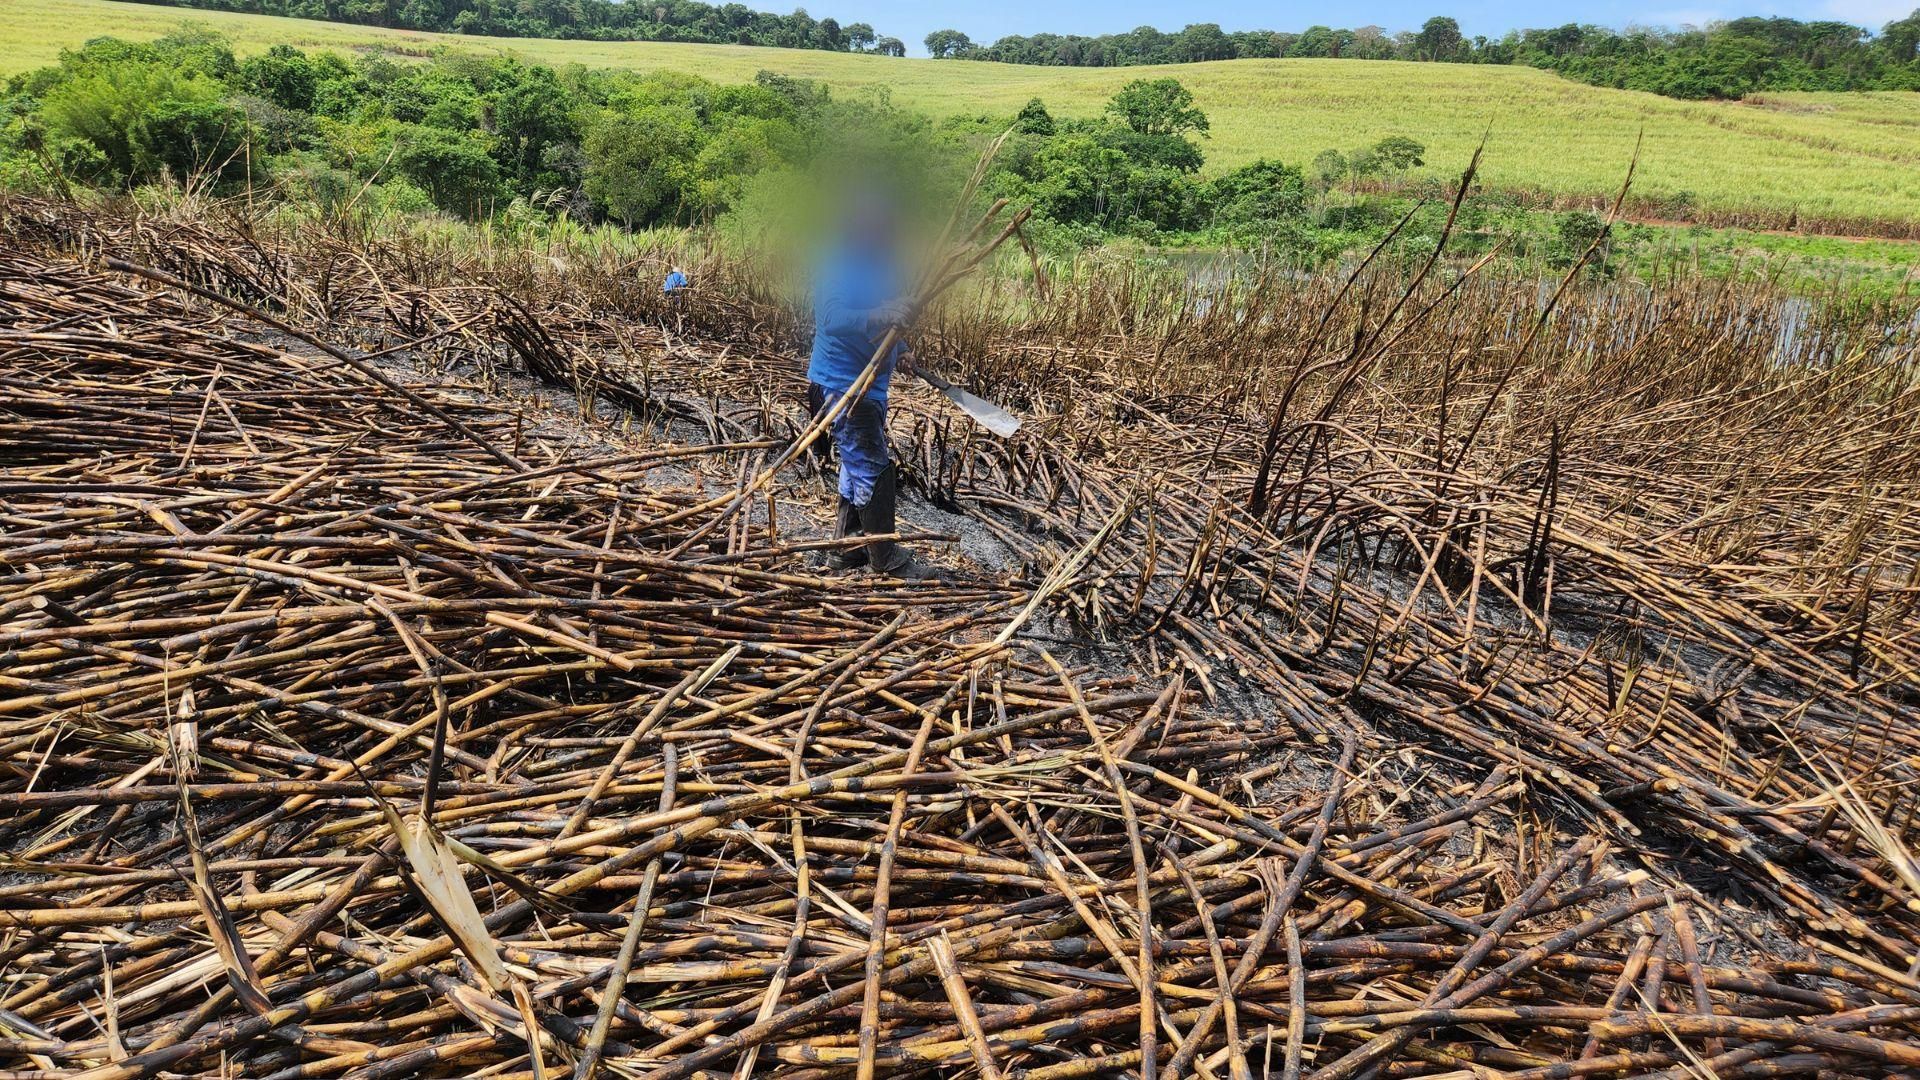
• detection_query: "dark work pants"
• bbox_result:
[812,383,890,507]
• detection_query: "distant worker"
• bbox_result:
[808,200,914,574]
[662,265,688,294]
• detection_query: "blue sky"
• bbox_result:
[823,0,1918,55]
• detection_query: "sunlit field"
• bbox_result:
[7,0,1920,230]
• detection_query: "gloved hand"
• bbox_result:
[869,299,917,331]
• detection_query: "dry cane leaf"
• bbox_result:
[394,812,510,992]
[100,949,125,1062]
[445,834,575,920]
[392,813,550,1066]
[184,875,272,1017]
[176,733,266,1018]
[168,685,198,782]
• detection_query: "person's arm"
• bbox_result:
[869,299,915,332]
[816,260,912,336]
[814,259,876,336]
[817,293,909,335]
[816,289,874,336]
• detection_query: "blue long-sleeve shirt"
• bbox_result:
[663,270,687,293]
[807,244,904,402]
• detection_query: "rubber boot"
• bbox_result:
[858,465,913,574]
[831,497,867,569]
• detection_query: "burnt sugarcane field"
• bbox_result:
[1,177,1918,1080]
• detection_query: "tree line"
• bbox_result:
[0,30,927,223]
[926,11,1920,98]
[0,31,1395,254]
[102,0,1920,99]
[0,30,1664,279]
[123,0,906,53]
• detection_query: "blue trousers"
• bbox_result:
[814,384,890,506]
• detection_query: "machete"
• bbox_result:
[916,369,1023,438]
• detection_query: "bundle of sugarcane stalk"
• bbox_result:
[3,170,1920,1080]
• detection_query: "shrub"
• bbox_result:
[1368,135,1426,173]
[38,59,250,188]
[394,126,503,216]
[1206,159,1308,241]
[1015,98,1055,136]
[1550,210,1611,270]
[1104,77,1209,138]
[1312,149,1348,187]
[582,107,695,227]
[139,97,254,186]
[242,45,318,113]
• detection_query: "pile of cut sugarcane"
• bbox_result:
[4,180,1920,1080]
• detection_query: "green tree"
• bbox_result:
[1295,25,1356,57]
[1174,23,1235,62]
[395,126,503,216]
[685,113,792,216]
[581,107,694,226]
[1096,125,1203,173]
[147,26,239,82]
[241,45,318,113]
[1206,158,1308,227]
[38,58,246,187]
[306,52,364,119]
[924,29,976,58]
[753,70,830,112]
[1104,78,1209,138]
[1014,97,1055,135]
[1548,209,1611,271]
[1415,16,1466,60]
[493,65,577,186]
[1311,148,1348,187]
[139,98,255,187]
[1882,10,1920,61]
[1352,25,1391,58]
[1368,135,1425,172]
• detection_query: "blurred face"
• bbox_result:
[845,198,896,253]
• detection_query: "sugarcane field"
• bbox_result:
[2,116,1920,1080]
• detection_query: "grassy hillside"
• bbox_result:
[7,0,1920,230]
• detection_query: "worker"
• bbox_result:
[808,201,914,574]
[662,265,688,294]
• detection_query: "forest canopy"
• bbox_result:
[926,11,1920,98]
[120,0,905,53]
[0,34,1367,253]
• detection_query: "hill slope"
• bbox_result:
[7,0,1920,230]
